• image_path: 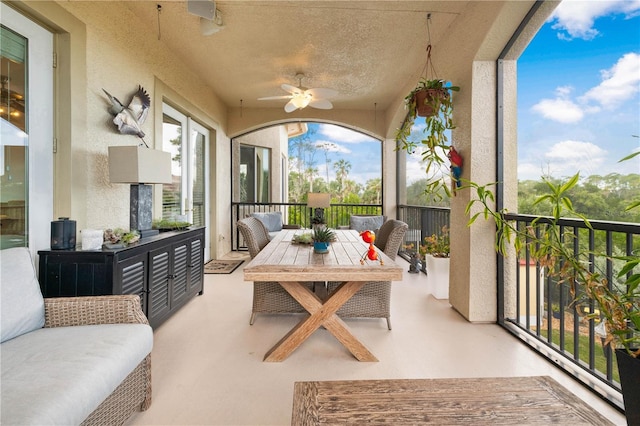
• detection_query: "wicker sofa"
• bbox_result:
[0,247,153,425]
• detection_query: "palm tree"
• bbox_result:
[333,159,352,198]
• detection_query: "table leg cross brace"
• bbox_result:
[263,281,378,362]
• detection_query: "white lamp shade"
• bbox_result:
[108,146,172,184]
[307,192,331,208]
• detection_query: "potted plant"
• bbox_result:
[312,227,336,254]
[419,225,450,299]
[407,78,460,118]
[396,78,460,198]
[103,228,140,248]
[466,173,639,423]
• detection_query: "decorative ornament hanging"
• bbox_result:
[448,146,463,195]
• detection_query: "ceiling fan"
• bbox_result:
[258,74,338,113]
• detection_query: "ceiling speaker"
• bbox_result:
[187,0,216,20]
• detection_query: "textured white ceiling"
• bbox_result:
[124,1,534,115]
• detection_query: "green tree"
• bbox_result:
[362,178,382,204]
[333,159,352,198]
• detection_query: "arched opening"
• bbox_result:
[230,121,383,250]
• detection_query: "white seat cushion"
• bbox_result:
[0,247,45,343]
[1,323,153,425]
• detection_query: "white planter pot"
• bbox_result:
[425,255,450,299]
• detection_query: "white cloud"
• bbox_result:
[518,162,548,181]
[550,0,640,40]
[531,98,585,123]
[314,139,351,154]
[530,53,640,122]
[544,140,607,175]
[318,124,372,144]
[519,140,610,180]
[580,53,640,108]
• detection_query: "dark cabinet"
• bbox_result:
[38,227,205,328]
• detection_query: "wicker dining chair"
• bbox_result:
[327,219,408,330]
[237,217,312,325]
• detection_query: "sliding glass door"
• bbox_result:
[162,103,210,259]
[1,4,53,255]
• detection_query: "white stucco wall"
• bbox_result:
[15,0,230,259]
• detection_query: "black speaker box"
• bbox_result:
[51,217,77,250]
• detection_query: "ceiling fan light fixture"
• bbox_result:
[291,93,311,109]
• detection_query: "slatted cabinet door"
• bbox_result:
[170,239,189,306]
[187,236,204,297]
[148,246,172,327]
[114,252,147,313]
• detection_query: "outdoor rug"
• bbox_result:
[204,259,244,274]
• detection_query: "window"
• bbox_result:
[239,145,270,203]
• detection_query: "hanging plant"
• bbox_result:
[396,39,460,199]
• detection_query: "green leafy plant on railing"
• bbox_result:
[465,171,639,357]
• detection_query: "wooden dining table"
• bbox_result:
[243,229,403,362]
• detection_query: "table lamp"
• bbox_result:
[108,146,172,238]
[307,192,331,225]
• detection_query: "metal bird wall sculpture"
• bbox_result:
[103,85,151,147]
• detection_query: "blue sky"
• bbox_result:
[297,1,640,186]
[517,0,640,180]
[299,123,382,186]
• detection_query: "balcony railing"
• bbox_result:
[397,205,450,262]
[232,202,383,250]
[501,213,640,409]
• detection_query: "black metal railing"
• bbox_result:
[397,204,450,261]
[232,202,383,250]
[501,213,639,409]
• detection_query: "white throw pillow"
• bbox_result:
[0,247,45,343]
[251,212,283,233]
[350,215,384,233]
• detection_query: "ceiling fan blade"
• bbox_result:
[257,95,293,100]
[308,98,333,110]
[281,84,302,95]
[306,88,338,98]
[284,100,298,113]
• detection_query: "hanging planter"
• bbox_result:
[396,35,460,199]
[413,86,452,118]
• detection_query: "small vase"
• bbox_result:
[425,254,450,299]
[313,241,330,254]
